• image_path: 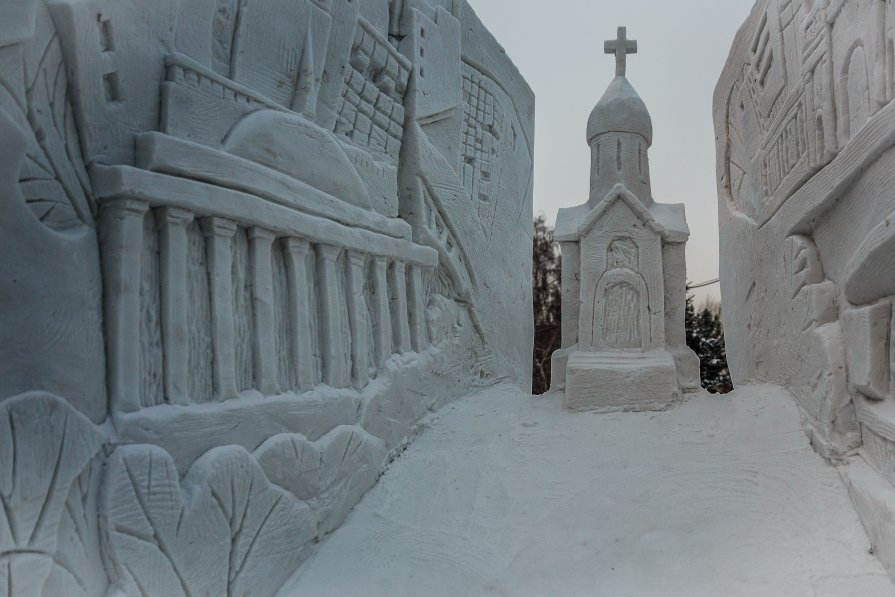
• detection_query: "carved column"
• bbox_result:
[388,260,412,353]
[249,227,279,395]
[284,238,316,390]
[346,250,370,388]
[316,244,347,387]
[371,256,393,369]
[201,217,239,400]
[101,199,149,413]
[407,264,428,352]
[157,207,193,405]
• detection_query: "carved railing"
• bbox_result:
[94,165,435,413]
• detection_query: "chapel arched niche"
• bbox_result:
[591,237,650,352]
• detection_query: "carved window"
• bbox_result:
[98,16,115,52]
[844,45,871,141]
[638,141,642,175]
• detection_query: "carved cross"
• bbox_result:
[604,26,638,78]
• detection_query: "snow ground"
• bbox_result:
[281,384,894,596]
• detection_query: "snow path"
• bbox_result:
[281,384,894,596]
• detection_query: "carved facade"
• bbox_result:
[0,1,533,595]
[715,0,895,581]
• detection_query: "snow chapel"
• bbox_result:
[551,27,700,411]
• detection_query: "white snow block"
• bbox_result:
[842,455,895,583]
[564,350,679,413]
[670,346,701,392]
[550,346,576,391]
[842,303,892,401]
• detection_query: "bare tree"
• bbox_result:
[532,215,562,394]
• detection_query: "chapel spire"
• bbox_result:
[587,26,654,207]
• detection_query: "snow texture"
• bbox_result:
[714,0,895,579]
[283,384,894,596]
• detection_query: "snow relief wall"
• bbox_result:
[0,0,534,595]
[715,0,895,578]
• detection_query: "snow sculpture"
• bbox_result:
[552,28,699,412]
[714,0,895,580]
[0,1,533,595]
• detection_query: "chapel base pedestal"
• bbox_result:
[550,345,577,391]
[670,346,701,392]
[564,350,680,413]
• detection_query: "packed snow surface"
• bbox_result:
[281,384,894,596]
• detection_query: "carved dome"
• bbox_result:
[587,76,653,146]
[224,110,371,210]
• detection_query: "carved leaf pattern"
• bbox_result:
[0,393,106,597]
[102,445,227,597]
[0,4,93,232]
[20,31,93,230]
[254,426,387,535]
[103,444,317,597]
[42,456,108,597]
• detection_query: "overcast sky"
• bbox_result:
[467,0,758,305]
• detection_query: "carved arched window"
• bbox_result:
[844,45,871,142]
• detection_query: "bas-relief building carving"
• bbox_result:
[715,0,895,581]
[551,28,699,413]
[0,1,533,594]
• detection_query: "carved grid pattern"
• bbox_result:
[462,65,504,202]
[333,22,409,162]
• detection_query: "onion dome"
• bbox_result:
[586,76,653,146]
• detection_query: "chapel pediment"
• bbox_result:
[577,184,662,240]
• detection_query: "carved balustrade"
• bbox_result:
[95,171,435,413]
